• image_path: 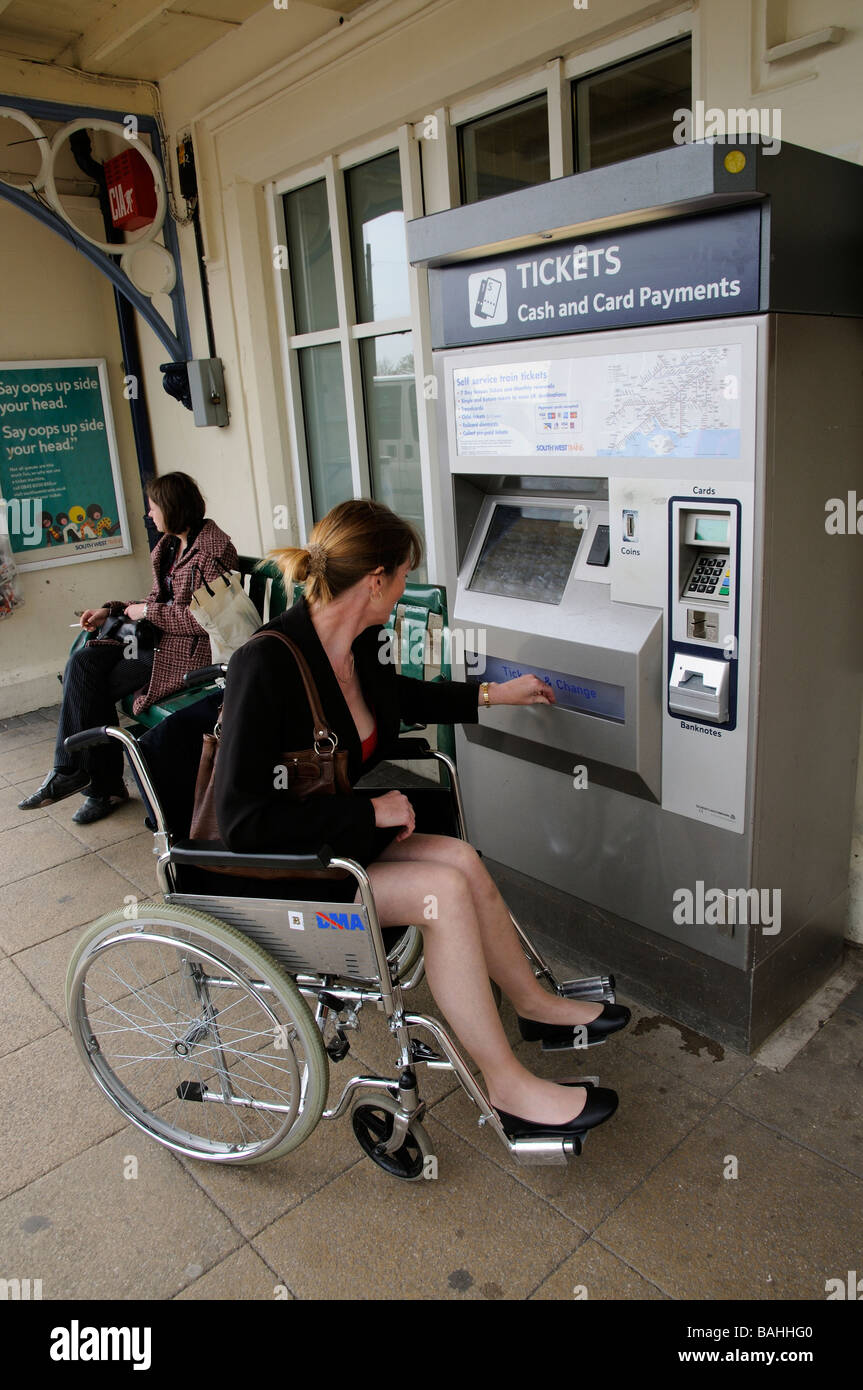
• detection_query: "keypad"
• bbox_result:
[686,553,731,598]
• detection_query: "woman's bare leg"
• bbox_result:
[378,835,604,1027]
[366,858,593,1126]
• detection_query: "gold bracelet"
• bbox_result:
[480,681,490,708]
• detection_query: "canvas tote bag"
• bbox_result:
[189,559,262,663]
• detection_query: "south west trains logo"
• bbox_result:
[315,911,366,932]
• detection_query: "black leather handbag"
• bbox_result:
[96,613,158,652]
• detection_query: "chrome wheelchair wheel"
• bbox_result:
[66,902,329,1165]
[351,1093,434,1180]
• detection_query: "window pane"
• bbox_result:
[346,152,410,322]
[360,333,425,564]
[298,344,352,520]
[459,94,550,204]
[573,39,692,172]
[284,180,338,334]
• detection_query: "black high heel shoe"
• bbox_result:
[494,1084,618,1139]
[518,1002,631,1048]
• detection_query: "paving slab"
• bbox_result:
[0,957,61,1055]
[174,1245,286,1300]
[594,1104,863,1300]
[13,921,96,1019]
[0,782,50,834]
[0,736,58,785]
[0,1028,127,1200]
[433,1038,716,1229]
[0,817,87,889]
[0,853,139,952]
[529,1238,670,1300]
[175,1064,368,1240]
[252,1115,583,1300]
[615,997,755,1096]
[97,831,161,896]
[0,723,60,757]
[725,1008,863,1178]
[43,779,146,851]
[0,1128,242,1299]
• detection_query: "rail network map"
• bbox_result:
[453,344,742,460]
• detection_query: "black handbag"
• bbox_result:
[96,613,158,652]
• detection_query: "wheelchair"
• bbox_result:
[64,710,618,1180]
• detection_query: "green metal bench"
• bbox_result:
[68,561,454,755]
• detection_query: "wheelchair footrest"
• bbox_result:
[557,974,615,1002]
[509,1134,583,1165]
[541,1033,604,1053]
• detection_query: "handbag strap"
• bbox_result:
[250,630,337,745]
[192,560,231,597]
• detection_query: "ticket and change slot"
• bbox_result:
[472,654,625,721]
[455,483,661,799]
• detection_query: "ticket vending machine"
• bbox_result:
[408,141,863,1051]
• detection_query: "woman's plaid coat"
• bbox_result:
[102,519,238,714]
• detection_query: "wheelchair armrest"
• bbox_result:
[182,665,227,688]
[168,839,341,875]
[64,725,114,751]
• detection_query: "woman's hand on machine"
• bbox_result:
[79,606,109,631]
[492,675,556,706]
[371,790,416,842]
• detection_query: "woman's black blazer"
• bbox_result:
[215,597,479,870]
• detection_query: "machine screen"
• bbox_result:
[468,504,582,604]
[694,516,729,544]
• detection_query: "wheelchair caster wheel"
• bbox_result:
[351,1094,434,1180]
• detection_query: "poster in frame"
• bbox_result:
[0,357,132,571]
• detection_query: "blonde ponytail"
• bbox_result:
[265,499,421,608]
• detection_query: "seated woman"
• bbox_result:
[215,499,629,1142]
[18,471,237,825]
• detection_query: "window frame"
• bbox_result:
[418,7,698,208]
[569,32,695,174]
[270,127,438,564]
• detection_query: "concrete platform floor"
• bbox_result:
[1,705,862,1302]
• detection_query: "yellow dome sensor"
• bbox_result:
[724,150,746,174]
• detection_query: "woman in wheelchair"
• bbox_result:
[215,499,629,1142]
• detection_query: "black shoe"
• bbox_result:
[71,785,129,824]
[18,769,90,810]
[518,1002,632,1047]
[495,1085,618,1139]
